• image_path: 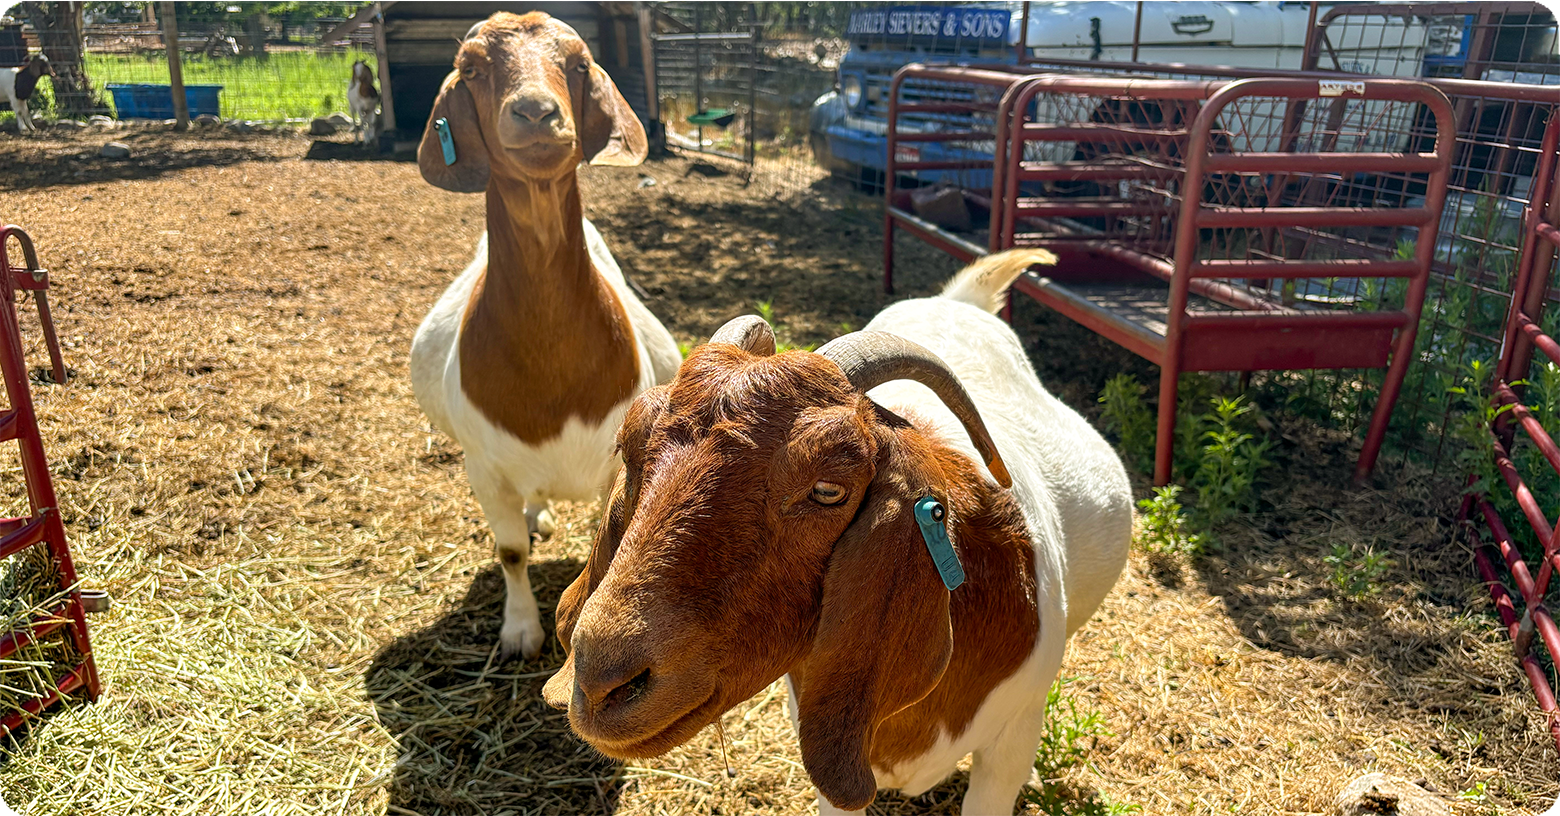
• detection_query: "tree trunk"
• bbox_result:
[20,1,101,117]
[241,12,267,61]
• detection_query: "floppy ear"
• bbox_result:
[580,63,647,167]
[542,466,630,708]
[794,429,954,811]
[418,71,490,193]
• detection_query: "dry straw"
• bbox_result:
[0,131,1550,815]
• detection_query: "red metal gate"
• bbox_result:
[1459,112,1560,753]
[0,225,101,738]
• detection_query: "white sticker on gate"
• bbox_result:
[1318,80,1366,97]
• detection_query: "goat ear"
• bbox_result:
[542,468,629,709]
[417,71,489,193]
[794,430,954,811]
[580,63,647,167]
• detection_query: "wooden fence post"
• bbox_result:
[158,1,187,131]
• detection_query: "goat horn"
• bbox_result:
[708,315,776,357]
[817,331,1012,488]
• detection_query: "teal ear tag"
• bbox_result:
[914,497,964,591]
[435,117,457,165]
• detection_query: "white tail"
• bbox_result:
[939,249,1058,315]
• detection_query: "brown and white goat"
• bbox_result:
[346,60,379,146]
[3,54,55,134]
[409,12,680,660]
[542,250,1133,815]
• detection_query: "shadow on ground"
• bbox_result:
[303,139,411,162]
[0,130,294,190]
[367,557,624,815]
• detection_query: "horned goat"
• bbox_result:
[543,249,1132,814]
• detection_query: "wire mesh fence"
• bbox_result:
[647,2,842,199]
[4,6,372,126]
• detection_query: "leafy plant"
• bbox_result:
[1025,678,1137,816]
[1098,374,1155,471]
[1193,396,1272,524]
[1135,485,1203,556]
[1323,541,1393,600]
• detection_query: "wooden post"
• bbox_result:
[637,2,661,152]
[158,1,187,130]
[372,2,396,137]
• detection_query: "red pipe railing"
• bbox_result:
[0,225,100,739]
[1459,110,1560,755]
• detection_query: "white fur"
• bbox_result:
[346,63,379,146]
[411,221,680,658]
[2,62,41,134]
[786,261,1133,815]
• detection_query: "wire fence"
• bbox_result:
[647,2,842,199]
[5,10,372,125]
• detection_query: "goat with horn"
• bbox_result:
[543,249,1132,814]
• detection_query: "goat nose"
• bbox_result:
[573,650,653,711]
[511,95,559,123]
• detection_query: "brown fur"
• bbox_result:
[415,12,648,444]
[543,345,1038,811]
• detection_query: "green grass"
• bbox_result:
[42,50,373,122]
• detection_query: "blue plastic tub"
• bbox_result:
[105,83,222,119]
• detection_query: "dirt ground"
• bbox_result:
[0,127,1554,815]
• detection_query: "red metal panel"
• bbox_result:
[0,225,101,730]
[1179,321,1397,371]
[1459,111,1560,754]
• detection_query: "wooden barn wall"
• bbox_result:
[384,2,645,138]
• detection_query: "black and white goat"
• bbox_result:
[3,55,55,135]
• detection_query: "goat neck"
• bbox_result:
[459,169,640,445]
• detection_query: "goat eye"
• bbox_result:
[575,61,590,74]
[810,481,847,506]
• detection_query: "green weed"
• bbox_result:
[1135,486,1203,556]
[1323,541,1393,600]
[1025,678,1138,816]
[753,299,815,353]
[1098,374,1154,473]
[1449,357,1560,563]
[1193,396,1272,524]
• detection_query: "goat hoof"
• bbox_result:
[500,619,545,661]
